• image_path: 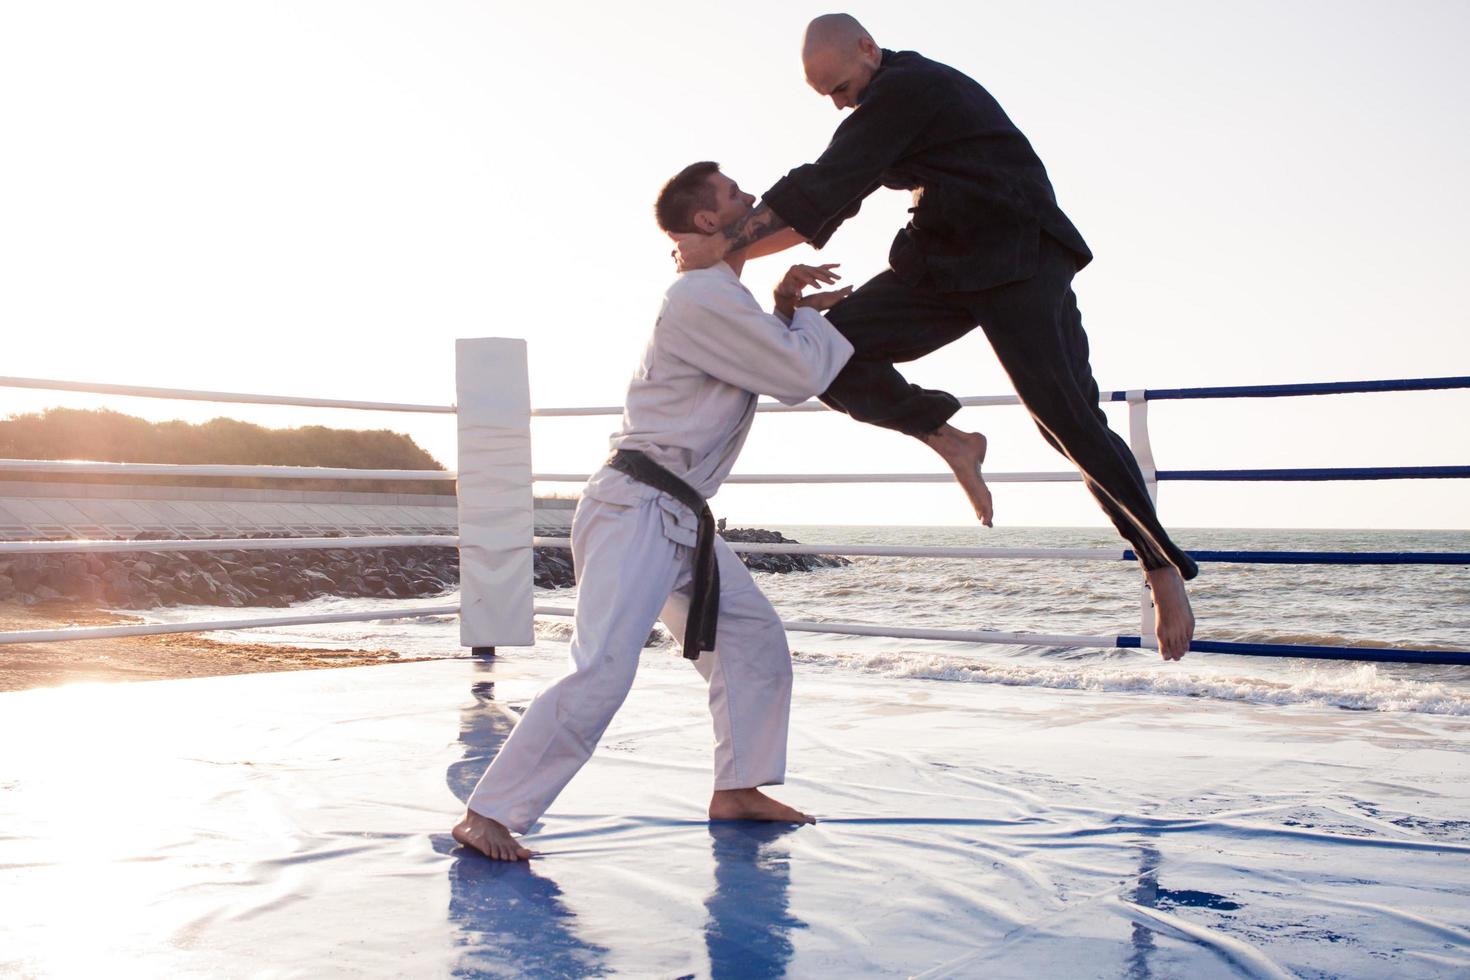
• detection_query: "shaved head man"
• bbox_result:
[801,14,882,109]
[674,14,1199,660]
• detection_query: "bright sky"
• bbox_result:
[2,0,1467,529]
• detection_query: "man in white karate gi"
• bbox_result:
[452,162,856,861]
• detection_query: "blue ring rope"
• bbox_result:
[1156,465,1470,482]
[1106,376,1470,402]
[1116,635,1470,666]
[1121,549,1470,566]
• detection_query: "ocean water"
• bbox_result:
[136,526,1470,717]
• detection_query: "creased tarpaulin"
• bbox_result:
[2,655,1468,977]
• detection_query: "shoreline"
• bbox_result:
[0,600,445,693]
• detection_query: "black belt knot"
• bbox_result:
[607,449,719,660]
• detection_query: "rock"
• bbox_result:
[41,560,73,592]
[76,574,106,603]
[718,527,851,574]
[103,568,136,602]
[301,569,336,589]
[62,554,88,578]
[10,559,43,594]
[534,547,576,589]
[196,572,221,599]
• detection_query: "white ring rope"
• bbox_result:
[530,603,1145,651]
[0,604,462,646]
[0,376,455,413]
[0,535,458,555]
[529,392,1050,416]
[0,460,456,481]
[532,471,1082,484]
[532,537,1123,562]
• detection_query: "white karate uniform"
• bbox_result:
[467,262,853,833]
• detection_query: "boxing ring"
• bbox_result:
[2,346,1469,978]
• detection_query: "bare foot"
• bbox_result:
[1145,565,1194,661]
[451,809,533,861]
[709,787,816,824]
[923,425,993,527]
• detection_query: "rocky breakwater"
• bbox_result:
[0,528,844,610]
[716,524,850,574]
[0,534,463,610]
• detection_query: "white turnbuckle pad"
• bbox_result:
[455,338,535,647]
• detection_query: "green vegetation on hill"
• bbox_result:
[0,408,452,494]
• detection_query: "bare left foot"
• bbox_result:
[451,809,533,861]
[709,788,816,824]
[923,424,993,527]
[1145,565,1194,661]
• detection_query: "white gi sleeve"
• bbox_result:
[664,278,855,405]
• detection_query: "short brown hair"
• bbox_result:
[654,161,720,234]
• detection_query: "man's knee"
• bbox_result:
[754,620,794,690]
[718,601,794,683]
[563,647,640,712]
[595,648,642,693]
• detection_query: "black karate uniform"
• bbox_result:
[763,49,1196,579]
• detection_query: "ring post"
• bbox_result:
[1126,390,1158,642]
[456,338,535,649]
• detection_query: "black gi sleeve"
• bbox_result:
[762,67,945,248]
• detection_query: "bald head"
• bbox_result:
[801,14,883,110]
[802,13,873,56]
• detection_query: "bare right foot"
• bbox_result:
[709,787,816,824]
[1145,565,1195,661]
[452,809,533,861]
[923,424,993,526]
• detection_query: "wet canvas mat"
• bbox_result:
[2,654,1468,978]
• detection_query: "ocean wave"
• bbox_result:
[534,619,575,641]
[790,650,1470,716]
[534,618,674,648]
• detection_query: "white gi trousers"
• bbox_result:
[466,494,793,834]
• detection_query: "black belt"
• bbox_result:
[607,449,719,660]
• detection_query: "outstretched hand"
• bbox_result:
[798,285,854,312]
[673,231,731,272]
[774,263,847,316]
[777,262,842,295]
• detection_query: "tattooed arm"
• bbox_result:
[721,203,790,253]
[674,204,803,271]
[734,226,806,261]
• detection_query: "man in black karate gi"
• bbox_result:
[675,13,1197,659]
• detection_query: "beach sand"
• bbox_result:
[0,600,438,692]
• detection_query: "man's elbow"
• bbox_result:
[777,365,839,405]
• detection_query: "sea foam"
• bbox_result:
[791,649,1470,716]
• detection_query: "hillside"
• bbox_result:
[0,408,451,494]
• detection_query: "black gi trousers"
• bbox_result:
[820,234,1198,580]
